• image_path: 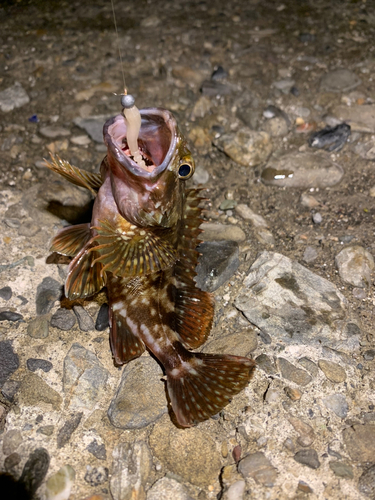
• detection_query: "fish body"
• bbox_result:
[45,107,255,426]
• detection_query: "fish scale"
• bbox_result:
[45,105,255,427]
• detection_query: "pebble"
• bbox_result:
[87,439,107,461]
[50,308,76,331]
[235,204,268,228]
[262,116,289,137]
[57,412,83,449]
[84,466,108,487]
[0,311,23,322]
[0,286,12,300]
[70,135,91,146]
[0,340,20,386]
[18,221,40,237]
[73,115,109,143]
[19,448,50,496]
[146,477,193,500]
[332,104,375,133]
[300,193,320,208]
[312,212,322,224]
[4,452,21,473]
[322,393,348,418]
[45,465,75,500]
[36,277,62,315]
[335,245,374,288]
[238,451,278,486]
[201,80,233,96]
[195,240,239,292]
[192,165,209,184]
[39,126,71,138]
[255,354,277,374]
[261,151,344,188]
[73,305,95,331]
[149,414,221,486]
[202,328,257,357]
[284,387,302,401]
[38,425,55,436]
[320,69,361,93]
[298,357,318,377]
[190,96,212,120]
[0,83,30,112]
[108,356,167,429]
[308,123,351,152]
[358,464,375,498]
[235,251,347,348]
[220,199,237,211]
[211,65,228,81]
[3,429,22,455]
[342,424,375,462]
[329,461,354,479]
[27,315,50,339]
[288,417,315,447]
[200,223,246,242]
[225,480,246,500]
[95,303,109,331]
[255,229,275,246]
[19,372,62,411]
[110,441,152,500]
[303,246,318,263]
[278,358,312,386]
[293,449,320,469]
[353,287,367,299]
[297,481,313,494]
[318,360,346,383]
[214,128,272,167]
[364,350,375,361]
[354,140,375,160]
[63,343,109,410]
[27,359,51,376]
[1,379,20,401]
[273,78,295,93]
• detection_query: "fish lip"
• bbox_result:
[103,107,179,179]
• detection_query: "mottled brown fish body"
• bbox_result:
[45,107,255,427]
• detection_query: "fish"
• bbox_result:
[45,105,255,427]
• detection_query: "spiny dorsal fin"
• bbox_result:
[50,223,91,256]
[89,217,178,277]
[44,153,102,195]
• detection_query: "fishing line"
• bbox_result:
[110,0,127,94]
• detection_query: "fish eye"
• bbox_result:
[178,163,194,179]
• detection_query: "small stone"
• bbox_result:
[51,308,76,331]
[262,116,289,137]
[146,477,193,500]
[318,360,346,383]
[300,193,320,208]
[212,65,228,81]
[273,79,295,93]
[190,96,212,120]
[95,304,109,331]
[332,104,375,133]
[303,246,318,263]
[87,439,107,460]
[0,83,30,112]
[1,380,20,401]
[201,80,233,96]
[298,357,318,378]
[39,126,71,138]
[220,199,237,211]
[27,358,53,373]
[297,481,313,494]
[342,424,375,462]
[73,305,95,331]
[0,311,23,322]
[214,128,272,167]
[3,429,22,455]
[19,372,62,411]
[84,466,108,487]
[0,340,20,386]
[226,480,246,500]
[329,461,354,479]
[288,417,315,447]
[238,451,278,486]
[283,438,295,452]
[0,286,12,300]
[36,277,62,315]
[293,449,320,469]
[57,412,83,449]
[353,288,367,300]
[265,387,279,403]
[71,135,91,146]
[358,464,375,498]
[45,465,75,500]
[364,350,375,361]
[320,69,361,93]
[200,223,246,242]
[195,240,240,292]
[312,212,322,224]
[19,448,50,496]
[4,452,21,473]
[18,221,41,237]
[192,165,209,184]
[255,229,275,246]
[278,358,312,386]
[38,425,54,436]
[73,116,109,143]
[255,354,277,375]
[284,387,302,401]
[355,141,375,161]
[335,245,374,288]
[323,394,349,418]
[27,315,50,339]
[203,328,257,357]
[235,204,268,228]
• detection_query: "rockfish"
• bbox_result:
[45,105,255,427]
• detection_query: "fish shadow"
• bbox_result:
[0,473,32,500]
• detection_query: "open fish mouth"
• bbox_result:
[104,107,179,177]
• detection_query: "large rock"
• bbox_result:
[332,104,375,133]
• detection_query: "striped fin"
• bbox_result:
[44,153,102,195]
[65,243,106,299]
[167,353,256,427]
[50,223,91,256]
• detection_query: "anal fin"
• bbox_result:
[109,303,145,365]
[65,243,106,299]
[50,223,91,256]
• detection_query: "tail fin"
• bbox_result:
[166,353,255,427]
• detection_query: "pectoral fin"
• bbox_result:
[65,243,106,299]
[109,302,145,365]
[50,223,91,256]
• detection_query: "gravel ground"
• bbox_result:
[0,0,375,499]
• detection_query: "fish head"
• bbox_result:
[103,108,195,228]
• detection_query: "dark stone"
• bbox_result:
[95,303,109,331]
[73,305,95,332]
[84,466,108,486]
[195,240,240,292]
[56,412,83,449]
[0,311,23,322]
[4,452,21,473]
[1,380,21,401]
[87,439,107,460]
[211,65,228,81]
[18,447,50,496]
[26,359,53,373]
[0,286,12,300]
[50,308,76,331]
[278,358,312,386]
[255,354,277,375]
[201,80,232,96]
[329,461,354,479]
[35,277,62,315]
[364,350,375,361]
[298,357,319,378]
[294,449,321,469]
[358,464,375,498]
[0,341,19,386]
[308,123,351,152]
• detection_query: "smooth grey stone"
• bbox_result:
[273,78,295,93]
[19,448,50,496]
[364,350,375,361]
[293,449,320,469]
[4,452,21,473]
[318,359,346,383]
[335,245,374,288]
[0,83,30,112]
[73,305,95,332]
[332,104,375,133]
[95,303,109,331]
[278,358,312,386]
[0,311,23,322]
[73,115,109,143]
[51,308,76,331]
[201,80,233,96]
[38,425,54,436]
[214,128,272,167]
[3,429,22,455]
[255,354,277,375]
[0,286,12,300]
[298,357,318,378]
[36,277,62,315]
[320,68,361,92]
[342,424,375,462]
[202,328,258,357]
[200,223,246,242]
[358,464,375,498]
[288,417,315,447]
[146,477,194,500]
[323,393,349,418]
[303,246,318,263]
[312,212,322,224]
[87,439,107,460]
[39,126,70,138]
[26,358,53,373]
[0,340,19,386]
[238,451,278,486]
[195,240,240,292]
[1,379,20,401]
[57,412,83,449]
[84,466,108,486]
[27,315,50,339]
